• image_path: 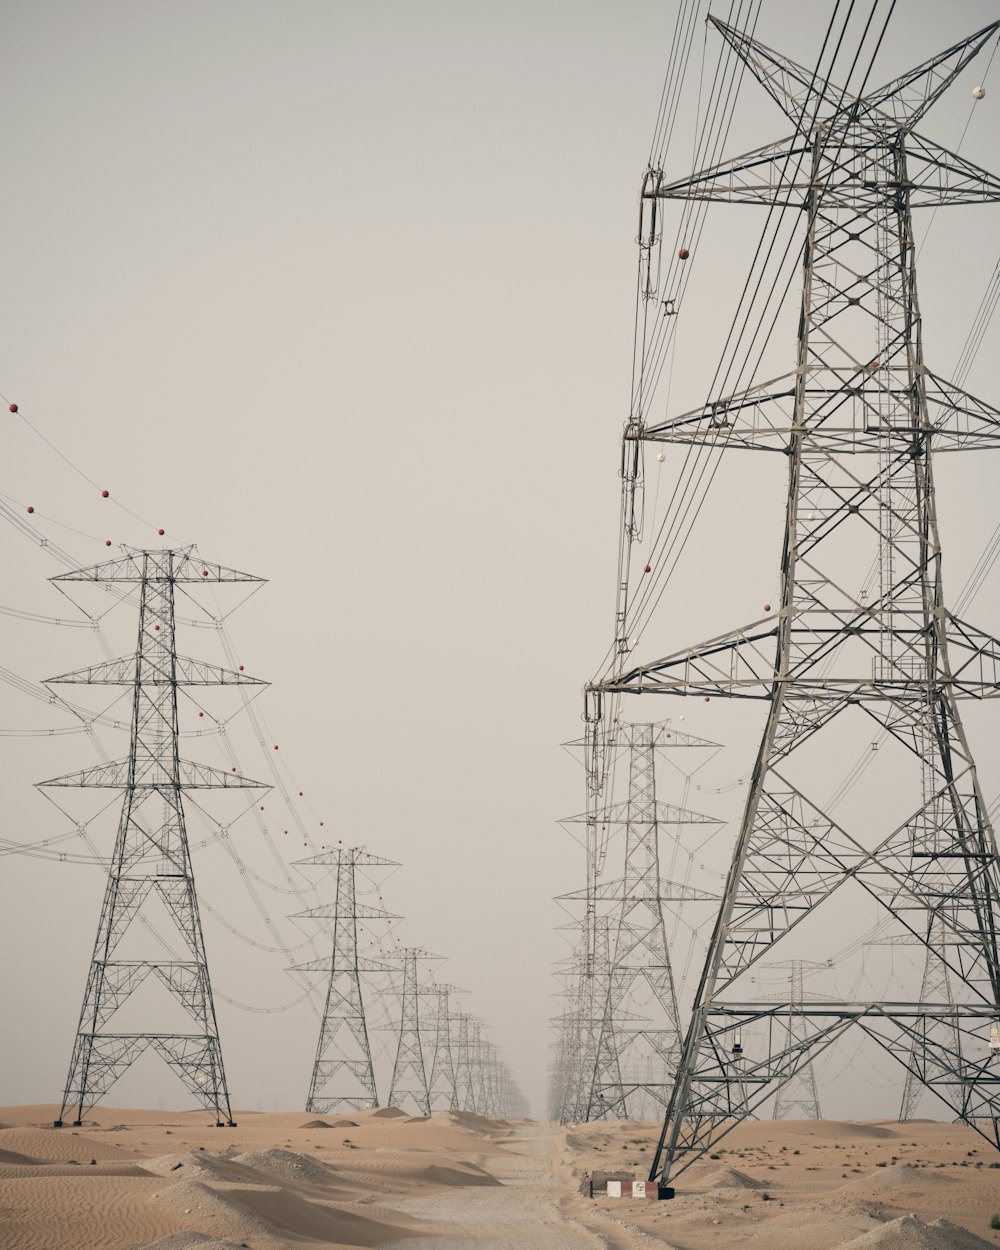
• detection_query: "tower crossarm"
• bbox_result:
[39,759,270,789]
[45,655,269,686]
[293,956,395,973]
[292,903,400,921]
[556,879,719,904]
[297,849,400,868]
[560,800,723,826]
[633,374,1000,454]
[706,15,999,130]
[51,548,265,584]
[643,130,1000,212]
[598,611,1000,702]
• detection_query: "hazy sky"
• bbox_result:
[1,0,999,1120]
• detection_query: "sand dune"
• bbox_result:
[0,1104,508,1250]
[2,1107,1000,1248]
[698,1163,765,1190]
[839,1213,997,1248]
[402,1162,502,1188]
[0,1124,136,1161]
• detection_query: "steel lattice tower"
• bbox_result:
[426,983,462,1111]
[388,947,432,1115]
[590,20,1000,1193]
[555,722,720,1121]
[45,547,267,1127]
[769,961,823,1120]
[453,1011,476,1112]
[293,847,398,1113]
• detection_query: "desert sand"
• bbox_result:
[2,1107,1000,1248]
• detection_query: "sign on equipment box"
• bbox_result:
[607,1179,647,1199]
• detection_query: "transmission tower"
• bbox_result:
[388,947,433,1115]
[858,925,962,1122]
[768,961,824,1120]
[425,982,463,1111]
[293,846,398,1113]
[453,1011,476,1112]
[588,19,1000,1193]
[45,547,266,1127]
[556,722,719,1120]
[550,914,638,1121]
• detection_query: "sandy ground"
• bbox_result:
[565,1117,1000,1250]
[2,1107,1000,1248]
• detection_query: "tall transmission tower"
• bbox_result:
[45,547,266,1127]
[768,961,824,1121]
[293,846,399,1113]
[388,947,433,1115]
[589,19,1000,1193]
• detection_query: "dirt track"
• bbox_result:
[385,1123,647,1249]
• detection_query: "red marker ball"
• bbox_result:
[273,744,279,750]
[764,603,771,612]
[198,711,204,717]
[231,767,236,772]
[26,506,34,514]
[154,624,160,630]
[202,570,209,577]
[643,564,651,573]
[9,403,18,413]
[101,490,109,498]
[105,540,112,547]
[678,247,690,260]
[298,791,303,796]
[238,665,244,672]
[157,528,165,536]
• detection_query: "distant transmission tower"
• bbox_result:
[588,722,718,1118]
[555,722,719,1120]
[769,961,823,1121]
[46,547,266,1127]
[588,20,1000,1192]
[425,982,462,1111]
[899,915,960,1122]
[294,846,398,1113]
[453,1011,475,1112]
[388,947,432,1115]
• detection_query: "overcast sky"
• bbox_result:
[1,0,999,1120]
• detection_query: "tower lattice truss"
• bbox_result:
[293,847,398,1114]
[554,722,720,1122]
[45,547,267,1127]
[590,19,1000,1190]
